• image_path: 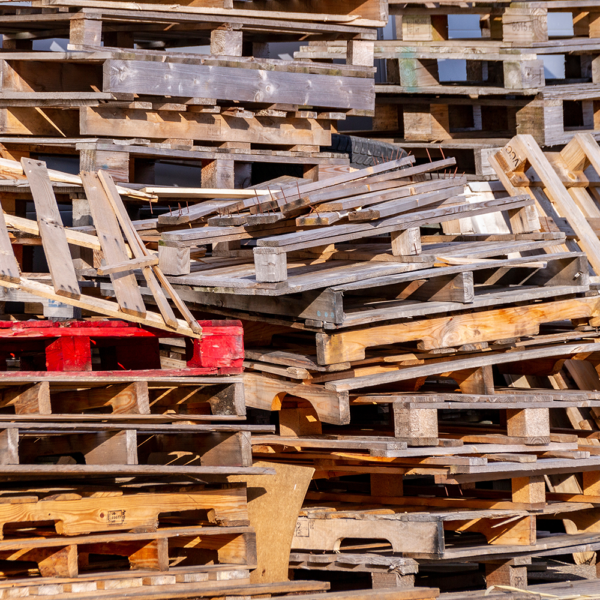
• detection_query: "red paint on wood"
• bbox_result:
[45,337,92,372]
[0,320,244,373]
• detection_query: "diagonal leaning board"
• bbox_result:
[22,158,81,299]
[80,171,147,318]
[98,171,202,335]
[97,170,179,332]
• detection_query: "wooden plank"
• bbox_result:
[5,213,102,251]
[98,171,201,334]
[22,158,80,299]
[103,61,375,112]
[325,342,600,392]
[81,171,147,318]
[223,156,415,215]
[0,157,155,201]
[257,197,533,249]
[80,108,334,146]
[35,0,388,27]
[0,463,271,476]
[97,254,159,275]
[0,207,20,283]
[318,295,600,363]
[141,188,271,199]
[97,171,179,330]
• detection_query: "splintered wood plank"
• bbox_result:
[0,207,20,283]
[97,171,200,333]
[80,171,146,318]
[21,158,80,299]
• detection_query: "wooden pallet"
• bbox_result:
[0,140,351,196]
[388,1,599,44]
[0,565,252,599]
[0,158,204,337]
[490,133,600,276]
[368,89,600,147]
[0,482,251,535]
[290,552,419,590]
[0,376,246,417]
[291,504,597,559]
[0,421,273,468]
[0,583,438,600]
[0,565,254,600]
[158,156,557,287]
[0,320,243,373]
[0,525,256,578]
[24,0,388,31]
[0,49,374,114]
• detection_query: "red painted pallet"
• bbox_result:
[0,320,244,374]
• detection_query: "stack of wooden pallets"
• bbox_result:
[0,0,385,191]
[294,0,600,179]
[0,317,278,598]
[123,133,600,595]
[11,0,600,598]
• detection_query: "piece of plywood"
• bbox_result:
[230,461,314,584]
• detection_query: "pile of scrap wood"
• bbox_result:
[0,0,382,190]
[9,120,600,595]
[293,0,600,178]
[119,133,600,594]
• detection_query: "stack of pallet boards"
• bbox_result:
[108,133,600,596]
[0,0,384,193]
[0,315,279,599]
[294,0,600,179]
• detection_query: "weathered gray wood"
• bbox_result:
[22,158,80,299]
[80,171,147,318]
[104,60,375,111]
[98,170,191,331]
[254,248,288,283]
[158,245,190,276]
[0,207,20,283]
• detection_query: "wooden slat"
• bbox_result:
[104,60,375,112]
[80,171,146,318]
[22,158,80,299]
[97,255,158,275]
[98,170,201,334]
[5,214,102,251]
[0,207,20,284]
